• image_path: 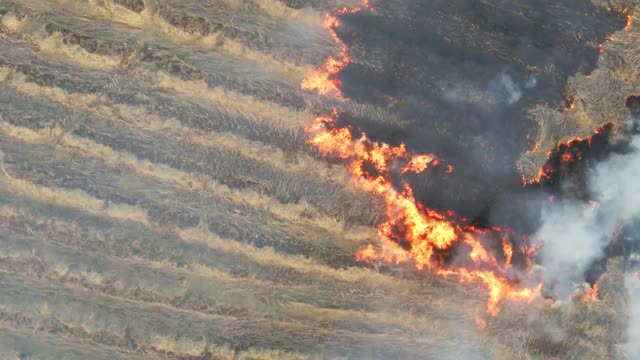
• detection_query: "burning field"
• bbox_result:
[0,0,639,359]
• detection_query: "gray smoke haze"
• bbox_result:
[496,72,523,105]
[533,131,640,356]
[534,201,607,299]
[534,133,640,293]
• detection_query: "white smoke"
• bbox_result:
[525,74,537,89]
[590,137,640,222]
[534,201,607,299]
[497,72,523,105]
[532,131,640,354]
[534,134,640,290]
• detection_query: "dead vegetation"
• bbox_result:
[0,0,636,359]
[519,4,639,180]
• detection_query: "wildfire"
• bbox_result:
[596,8,634,54]
[624,8,633,31]
[581,274,606,303]
[307,112,541,317]
[402,154,437,174]
[521,123,613,185]
[564,93,576,110]
[298,0,636,326]
[301,7,361,96]
[581,282,600,303]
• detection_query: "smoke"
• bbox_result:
[590,137,640,223]
[624,273,640,358]
[494,72,523,105]
[534,201,607,299]
[533,129,640,299]
[524,74,537,89]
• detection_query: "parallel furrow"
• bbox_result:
[0,80,382,226]
[0,198,482,321]
[0,272,485,358]
[3,0,313,106]
[0,217,482,338]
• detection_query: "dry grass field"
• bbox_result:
[0,0,637,359]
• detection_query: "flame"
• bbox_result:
[596,8,634,55]
[624,8,633,31]
[307,112,541,316]
[402,154,437,174]
[565,93,576,110]
[301,7,361,96]
[502,235,513,268]
[445,164,454,174]
[581,275,605,303]
[521,123,613,185]
[582,282,600,303]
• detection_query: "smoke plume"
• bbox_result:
[532,126,640,356]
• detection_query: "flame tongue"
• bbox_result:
[301,7,361,96]
[308,113,541,317]
[305,0,541,322]
[523,123,614,185]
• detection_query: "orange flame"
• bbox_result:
[308,112,541,317]
[596,8,633,55]
[581,274,605,303]
[402,154,437,174]
[502,235,514,268]
[624,8,633,31]
[561,153,573,163]
[301,7,361,96]
[445,164,454,174]
[582,282,600,303]
[521,123,613,185]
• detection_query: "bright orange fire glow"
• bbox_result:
[596,8,633,55]
[521,123,613,185]
[581,275,605,303]
[445,164,454,174]
[402,154,437,174]
[299,0,635,325]
[624,9,633,31]
[301,7,361,96]
[307,112,541,317]
[582,282,600,303]
[502,234,513,268]
[561,153,573,163]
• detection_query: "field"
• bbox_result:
[0,0,637,359]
